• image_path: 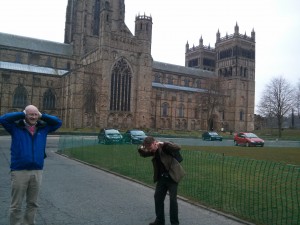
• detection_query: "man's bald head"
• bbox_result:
[25,105,39,112]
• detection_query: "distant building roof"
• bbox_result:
[152,82,207,93]
[0,32,73,56]
[153,61,215,78]
[0,61,69,76]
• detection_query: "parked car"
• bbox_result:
[234,132,264,147]
[123,129,147,144]
[98,128,123,144]
[202,131,223,141]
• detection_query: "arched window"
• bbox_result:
[154,73,161,83]
[167,76,173,85]
[194,107,200,119]
[46,57,52,67]
[43,89,55,110]
[93,0,101,36]
[178,104,184,118]
[162,102,169,117]
[244,68,247,77]
[240,96,245,106]
[13,85,27,108]
[240,110,244,121]
[179,93,184,102]
[184,78,189,87]
[110,58,132,111]
[15,53,22,63]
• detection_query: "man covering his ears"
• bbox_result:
[0,105,62,225]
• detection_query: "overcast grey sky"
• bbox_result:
[0,0,299,107]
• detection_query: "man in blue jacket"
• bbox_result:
[0,105,62,225]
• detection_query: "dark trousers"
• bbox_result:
[154,176,179,225]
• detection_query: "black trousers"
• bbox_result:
[154,175,179,225]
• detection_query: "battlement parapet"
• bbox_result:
[187,45,215,53]
[218,33,254,42]
[135,14,152,21]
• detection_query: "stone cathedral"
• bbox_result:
[0,0,256,132]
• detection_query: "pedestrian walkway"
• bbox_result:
[0,136,252,225]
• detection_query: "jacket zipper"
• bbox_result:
[31,134,35,162]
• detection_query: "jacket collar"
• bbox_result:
[16,119,46,129]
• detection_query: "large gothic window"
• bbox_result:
[110,58,132,111]
[43,89,56,110]
[13,85,27,108]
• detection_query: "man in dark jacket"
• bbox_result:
[0,105,62,225]
[138,136,185,225]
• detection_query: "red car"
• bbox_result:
[234,132,264,147]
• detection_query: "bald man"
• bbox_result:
[0,105,62,225]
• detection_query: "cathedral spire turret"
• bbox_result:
[234,22,239,36]
[186,41,189,52]
[199,35,203,47]
[216,29,220,42]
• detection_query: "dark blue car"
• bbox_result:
[98,128,123,144]
[202,131,223,141]
[123,130,147,144]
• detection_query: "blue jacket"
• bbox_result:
[0,112,62,171]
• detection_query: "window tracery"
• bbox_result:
[13,85,27,108]
[43,89,56,110]
[110,58,132,111]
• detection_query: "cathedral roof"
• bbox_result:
[153,61,215,78]
[152,82,207,93]
[0,61,69,76]
[0,32,73,56]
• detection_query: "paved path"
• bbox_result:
[0,136,252,225]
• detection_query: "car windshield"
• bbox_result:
[131,130,146,136]
[106,130,120,136]
[209,132,219,136]
[245,133,258,138]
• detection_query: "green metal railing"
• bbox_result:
[57,136,300,225]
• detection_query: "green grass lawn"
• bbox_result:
[182,146,300,166]
[58,140,300,225]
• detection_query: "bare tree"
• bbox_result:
[200,76,226,131]
[257,76,294,137]
[296,79,300,118]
